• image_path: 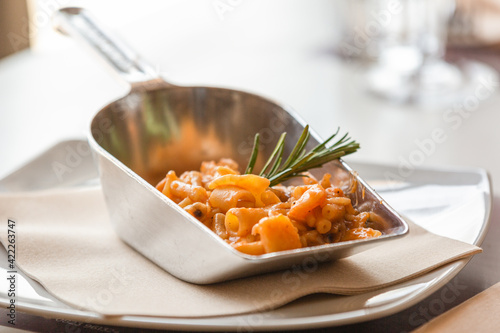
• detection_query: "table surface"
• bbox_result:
[0,1,499,332]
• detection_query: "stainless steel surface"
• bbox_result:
[54,7,163,86]
[53,7,408,284]
[0,142,491,331]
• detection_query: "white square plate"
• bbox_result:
[0,140,491,331]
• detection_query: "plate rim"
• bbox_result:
[0,140,492,331]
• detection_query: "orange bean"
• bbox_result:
[252,215,302,253]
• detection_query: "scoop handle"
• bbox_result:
[53,7,170,87]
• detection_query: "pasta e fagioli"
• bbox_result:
[156,159,382,255]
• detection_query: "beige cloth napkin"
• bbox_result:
[0,187,481,318]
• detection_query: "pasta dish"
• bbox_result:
[156,159,382,255]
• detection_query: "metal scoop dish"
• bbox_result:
[54,8,408,284]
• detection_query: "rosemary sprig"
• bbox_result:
[244,125,360,186]
[244,134,260,174]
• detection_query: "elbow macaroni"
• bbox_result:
[156,159,382,255]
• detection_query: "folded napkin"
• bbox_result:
[0,187,481,318]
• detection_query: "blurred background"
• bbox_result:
[1,1,500,332]
[1,0,500,183]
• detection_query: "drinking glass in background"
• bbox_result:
[335,0,498,106]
